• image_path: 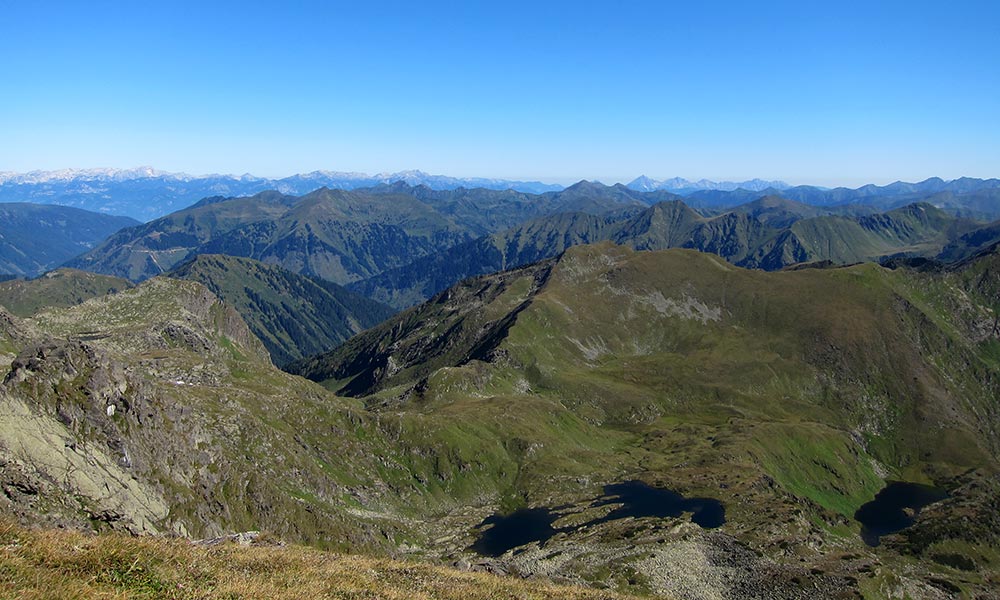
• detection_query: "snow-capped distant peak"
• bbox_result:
[625,176,791,193]
[627,175,659,191]
[290,170,371,180]
[0,167,563,193]
[0,166,184,184]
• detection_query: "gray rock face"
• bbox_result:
[0,277,366,541]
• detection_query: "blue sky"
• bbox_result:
[2,0,998,186]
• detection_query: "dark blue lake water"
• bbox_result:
[592,480,726,529]
[468,507,561,557]
[854,481,949,547]
[470,480,725,556]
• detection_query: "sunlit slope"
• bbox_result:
[0,519,642,600]
[295,242,998,518]
[0,268,132,317]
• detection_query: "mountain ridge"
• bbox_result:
[349,198,983,309]
[5,167,999,221]
[0,268,132,316]
[627,175,790,192]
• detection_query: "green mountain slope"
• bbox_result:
[168,254,395,366]
[291,243,999,596]
[0,203,139,277]
[0,268,132,317]
[783,202,976,263]
[297,244,1000,467]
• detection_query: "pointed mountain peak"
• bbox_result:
[627,175,659,191]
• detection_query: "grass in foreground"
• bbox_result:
[0,520,639,600]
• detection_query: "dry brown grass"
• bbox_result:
[0,520,641,600]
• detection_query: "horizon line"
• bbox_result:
[2,166,997,191]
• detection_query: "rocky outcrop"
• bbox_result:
[0,277,380,541]
[0,389,169,534]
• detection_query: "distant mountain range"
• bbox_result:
[4,167,998,222]
[64,183,649,283]
[350,195,992,308]
[59,181,1000,312]
[680,177,1000,219]
[0,168,563,220]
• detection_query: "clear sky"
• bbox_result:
[2,0,998,186]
